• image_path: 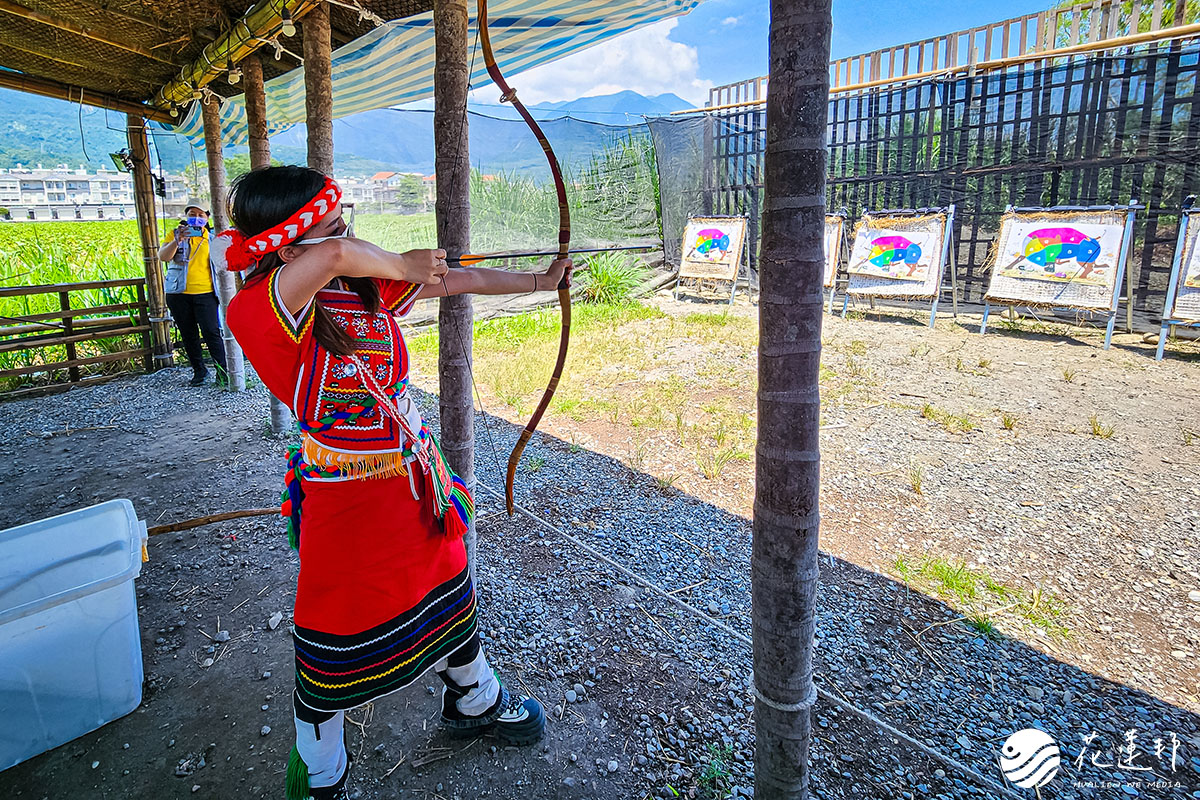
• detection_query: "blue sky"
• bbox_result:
[515,0,1052,105]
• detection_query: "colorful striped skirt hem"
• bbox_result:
[293,566,478,713]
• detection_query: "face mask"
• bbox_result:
[185,216,207,228]
[298,221,354,246]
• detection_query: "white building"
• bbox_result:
[0,163,189,221]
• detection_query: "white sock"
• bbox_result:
[435,649,501,716]
[294,709,347,789]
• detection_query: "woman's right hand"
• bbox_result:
[398,249,450,285]
[173,223,187,243]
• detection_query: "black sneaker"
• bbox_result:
[306,755,351,800]
[189,370,208,386]
[441,683,545,746]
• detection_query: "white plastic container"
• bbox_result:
[0,500,147,772]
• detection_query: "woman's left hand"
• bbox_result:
[536,258,574,291]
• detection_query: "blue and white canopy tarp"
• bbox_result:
[168,0,700,147]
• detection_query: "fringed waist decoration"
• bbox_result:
[299,435,423,482]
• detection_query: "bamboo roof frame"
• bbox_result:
[0,0,432,122]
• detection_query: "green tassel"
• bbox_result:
[285,746,311,800]
[287,516,299,551]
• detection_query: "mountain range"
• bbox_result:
[0,88,690,177]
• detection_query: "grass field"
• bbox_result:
[0,214,443,391]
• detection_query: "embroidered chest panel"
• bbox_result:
[296,290,410,452]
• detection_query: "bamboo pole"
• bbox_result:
[433,0,477,583]
[201,96,247,391]
[148,508,276,536]
[243,53,293,433]
[154,0,323,109]
[0,72,170,123]
[126,114,173,369]
[303,3,335,175]
[673,20,1200,114]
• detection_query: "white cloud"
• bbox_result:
[476,19,713,107]
[721,16,740,26]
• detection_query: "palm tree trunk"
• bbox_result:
[753,0,831,797]
[201,96,247,392]
[244,54,293,434]
[433,0,477,583]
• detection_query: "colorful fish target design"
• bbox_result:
[692,228,732,261]
[679,217,748,284]
[997,225,1115,285]
[849,230,931,281]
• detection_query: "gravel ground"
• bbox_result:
[1,297,1199,799]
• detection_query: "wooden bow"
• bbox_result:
[477,0,572,515]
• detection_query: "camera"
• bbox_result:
[180,216,207,237]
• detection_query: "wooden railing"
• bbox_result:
[708,0,1198,107]
[0,278,153,398]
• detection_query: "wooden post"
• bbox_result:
[126,114,172,369]
[303,3,335,175]
[201,95,247,391]
[755,0,831,795]
[434,0,477,581]
[59,291,79,383]
[244,55,272,172]
[244,53,293,433]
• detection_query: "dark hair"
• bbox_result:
[229,165,378,356]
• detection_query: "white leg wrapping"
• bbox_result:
[436,649,501,716]
[294,710,347,789]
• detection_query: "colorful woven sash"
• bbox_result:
[279,358,474,548]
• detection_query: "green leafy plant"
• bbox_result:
[1061,367,1077,383]
[575,252,650,305]
[1000,411,1018,431]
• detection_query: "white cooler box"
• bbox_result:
[0,500,147,772]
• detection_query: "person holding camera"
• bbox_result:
[157,200,228,386]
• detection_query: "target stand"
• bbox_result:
[979,203,1141,350]
[824,210,849,313]
[840,206,957,328]
[674,215,749,306]
[1156,205,1200,360]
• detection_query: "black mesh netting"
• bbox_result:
[645,41,1200,314]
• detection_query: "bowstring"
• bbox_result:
[438,12,505,489]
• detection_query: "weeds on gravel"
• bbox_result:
[1183,427,1196,446]
[1061,367,1078,383]
[696,446,747,479]
[1088,414,1115,439]
[698,743,734,799]
[655,474,680,493]
[847,339,869,356]
[909,342,930,357]
[890,555,1072,640]
[920,402,974,434]
[908,460,925,495]
[525,455,547,473]
[1000,411,1018,431]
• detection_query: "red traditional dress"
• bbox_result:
[227,268,476,715]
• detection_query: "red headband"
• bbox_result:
[220,176,342,272]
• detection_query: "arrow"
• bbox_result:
[447,244,658,267]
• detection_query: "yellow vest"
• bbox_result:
[183,234,214,295]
